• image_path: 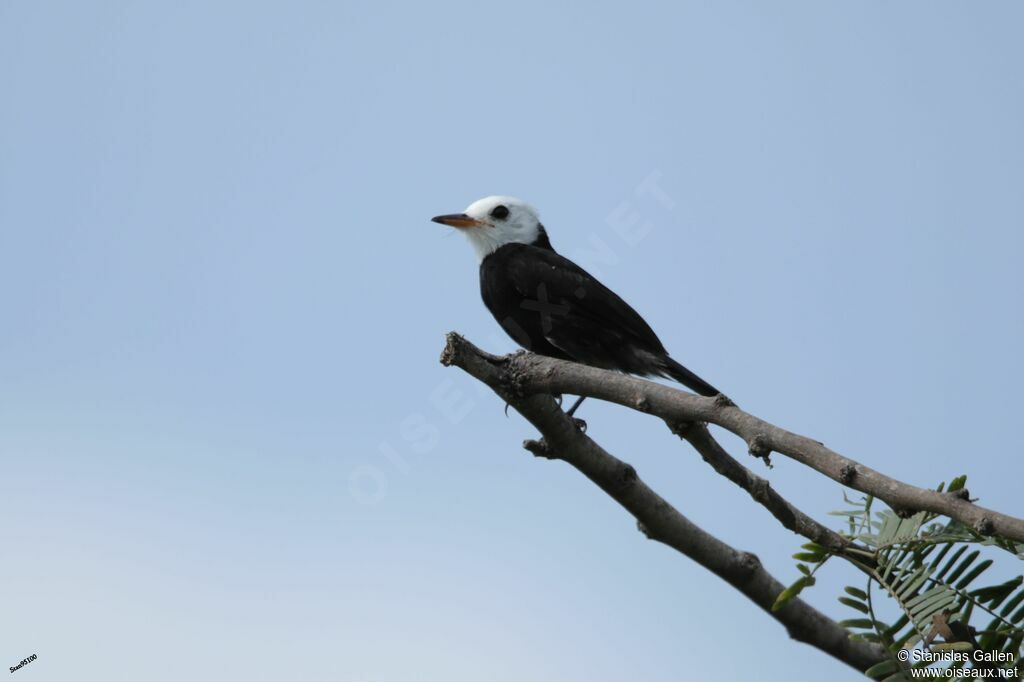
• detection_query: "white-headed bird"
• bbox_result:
[433,196,722,414]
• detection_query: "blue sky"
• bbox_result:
[1,2,1022,680]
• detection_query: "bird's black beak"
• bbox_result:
[431,213,485,229]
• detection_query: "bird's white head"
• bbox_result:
[432,196,548,261]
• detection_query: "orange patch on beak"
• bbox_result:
[431,213,486,229]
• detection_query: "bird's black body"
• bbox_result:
[479,230,721,397]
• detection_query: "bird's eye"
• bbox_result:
[490,205,510,220]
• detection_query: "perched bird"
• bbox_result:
[432,196,722,414]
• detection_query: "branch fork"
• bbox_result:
[441,332,894,672]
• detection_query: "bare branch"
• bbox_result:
[445,335,1024,543]
[674,422,859,558]
[441,333,888,673]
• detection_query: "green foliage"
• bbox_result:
[777,477,1024,680]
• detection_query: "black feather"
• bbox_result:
[479,241,721,397]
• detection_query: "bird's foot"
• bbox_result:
[565,395,586,417]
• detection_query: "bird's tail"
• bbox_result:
[660,356,721,397]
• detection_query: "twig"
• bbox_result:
[675,421,866,560]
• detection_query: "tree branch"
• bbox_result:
[447,335,1024,543]
[673,421,864,560]
[441,332,888,673]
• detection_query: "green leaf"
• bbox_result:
[905,586,949,609]
[945,550,980,584]
[901,632,922,650]
[933,641,974,652]
[882,548,909,583]
[1000,586,1024,618]
[792,552,823,562]
[838,618,876,629]
[892,630,918,651]
[877,513,899,545]
[838,596,870,613]
[970,575,1022,606]
[845,586,868,600]
[911,591,958,623]
[864,659,899,678]
[897,567,932,599]
[934,546,968,581]
[885,613,911,639]
[948,475,967,492]
[955,559,993,590]
[928,542,955,572]
[772,576,814,612]
[1000,630,1023,657]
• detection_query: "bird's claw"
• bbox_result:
[504,402,511,417]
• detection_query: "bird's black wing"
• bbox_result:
[498,244,668,372]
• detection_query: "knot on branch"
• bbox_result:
[636,520,656,540]
[891,503,918,519]
[747,435,773,468]
[973,516,995,536]
[499,351,530,397]
[667,420,696,438]
[839,463,858,485]
[714,393,736,408]
[633,395,651,413]
[737,551,762,577]
[523,438,557,460]
[749,477,772,504]
[608,463,638,493]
